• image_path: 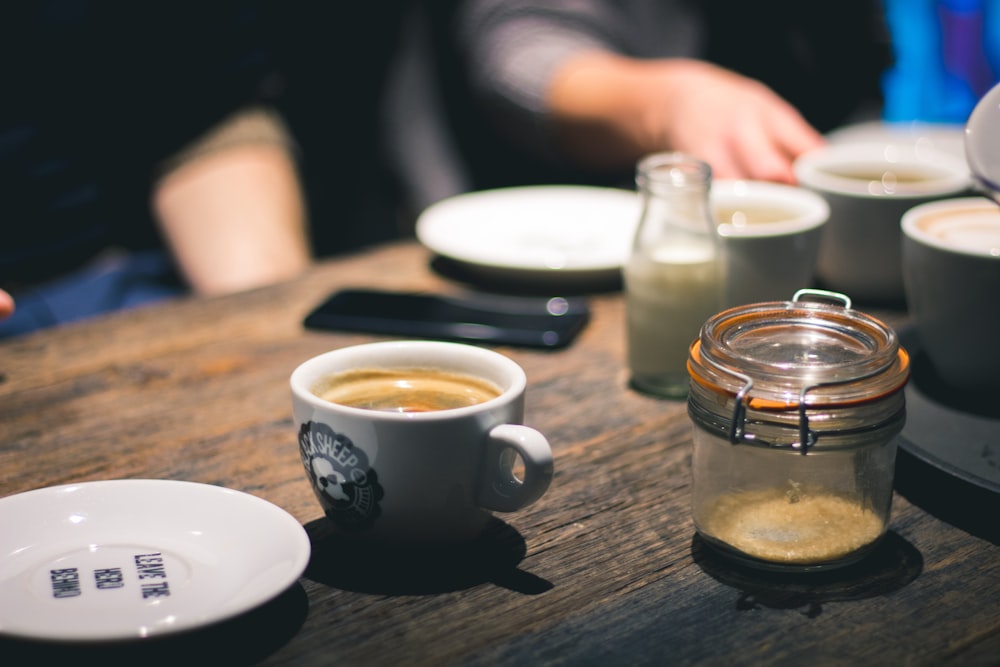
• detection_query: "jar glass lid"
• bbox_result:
[690,291,910,407]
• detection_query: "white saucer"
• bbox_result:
[416,185,641,285]
[0,480,311,641]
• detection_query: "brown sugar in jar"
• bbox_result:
[699,485,885,565]
[686,291,909,571]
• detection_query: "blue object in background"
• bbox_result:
[882,0,1000,123]
[0,251,184,339]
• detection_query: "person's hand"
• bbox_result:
[654,59,825,183]
[0,289,14,321]
[547,54,825,184]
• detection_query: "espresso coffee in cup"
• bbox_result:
[291,340,554,543]
[312,368,502,413]
[902,197,1000,389]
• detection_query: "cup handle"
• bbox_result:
[477,424,554,512]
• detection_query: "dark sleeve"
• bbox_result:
[447,0,651,161]
[0,1,282,281]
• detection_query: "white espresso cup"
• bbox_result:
[290,340,554,543]
[713,179,829,307]
[794,142,970,302]
[901,197,1000,389]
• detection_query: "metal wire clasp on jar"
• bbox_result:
[686,290,910,571]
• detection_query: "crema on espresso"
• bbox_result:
[312,367,502,413]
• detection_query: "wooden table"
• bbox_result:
[2,241,998,666]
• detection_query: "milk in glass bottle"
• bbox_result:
[624,153,724,398]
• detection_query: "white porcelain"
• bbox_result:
[415,185,640,284]
[901,196,1000,388]
[0,480,310,641]
[291,340,554,543]
[828,120,966,162]
[965,81,1000,202]
[794,142,971,302]
[713,179,829,306]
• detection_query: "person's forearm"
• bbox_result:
[152,142,311,296]
[546,51,672,170]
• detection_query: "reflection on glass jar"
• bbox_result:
[687,290,909,571]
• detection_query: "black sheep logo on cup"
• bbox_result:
[299,421,383,531]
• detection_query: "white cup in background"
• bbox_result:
[713,180,829,307]
[794,142,970,303]
[901,197,1000,389]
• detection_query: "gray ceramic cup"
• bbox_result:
[902,196,1000,389]
[794,142,970,302]
[713,179,829,307]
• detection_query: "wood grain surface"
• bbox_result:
[1,241,998,666]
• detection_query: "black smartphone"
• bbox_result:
[303,289,589,349]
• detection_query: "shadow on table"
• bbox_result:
[895,447,1000,545]
[0,582,308,667]
[691,531,923,617]
[902,328,1000,421]
[893,325,1000,545]
[304,516,553,596]
[429,255,623,296]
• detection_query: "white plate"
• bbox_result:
[416,185,641,285]
[0,479,311,641]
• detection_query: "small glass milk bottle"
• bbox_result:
[624,153,724,398]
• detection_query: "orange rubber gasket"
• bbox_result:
[688,340,910,411]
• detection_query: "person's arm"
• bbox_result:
[546,53,825,184]
[454,0,825,184]
[152,129,311,296]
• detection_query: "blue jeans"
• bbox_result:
[0,250,185,339]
